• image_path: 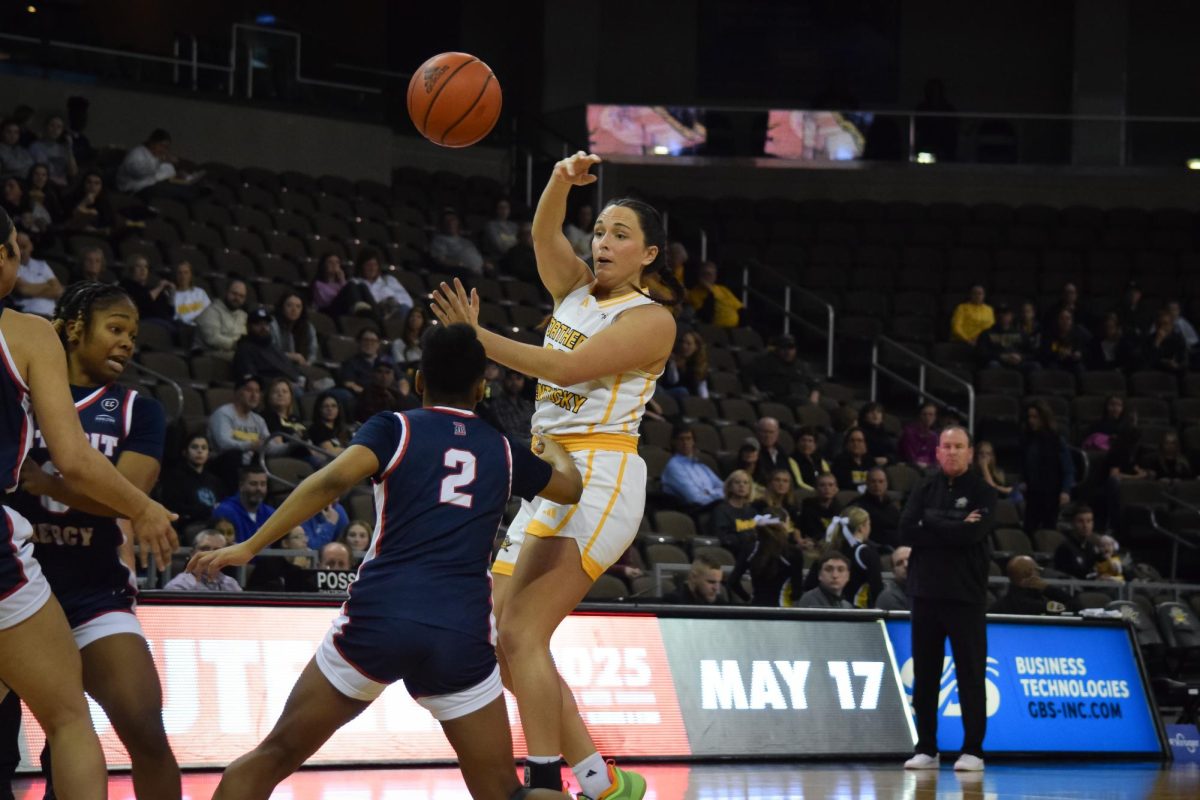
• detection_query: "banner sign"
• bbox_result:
[1166,725,1200,764]
[14,606,913,771]
[885,619,1162,755]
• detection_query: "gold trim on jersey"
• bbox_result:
[580,453,630,579]
[595,291,644,308]
[545,432,639,454]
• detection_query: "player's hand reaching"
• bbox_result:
[186,541,255,581]
[552,151,601,187]
[130,501,180,570]
[430,278,481,331]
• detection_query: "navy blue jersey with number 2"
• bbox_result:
[346,407,552,639]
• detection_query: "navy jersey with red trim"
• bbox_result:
[0,308,34,495]
[346,407,552,638]
[11,383,165,621]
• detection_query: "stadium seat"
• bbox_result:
[756,402,795,427]
[266,457,313,490]
[993,527,1034,557]
[1126,396,1171,425]
[654,510,697,543]
[885,463,922,495]
[1032,528,1066,557]
[1107,601,1165,660]
[681,396,719,423]
[585,574,628,601]
[1075,591,1116,610]
[693,545,736,568]
[995,500,1022,528]
[720,425,754,453]
[1131,371,1180,400]
[718,398,757,428]
[1080,371,1126,397]
[691,424,721,457]
[1027,370,1077,399]
[1157,602,1200,661]
[976,369,1024,398]
[643,543,689,569]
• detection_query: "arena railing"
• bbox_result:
[1143,497,1200,581]
[739,262,835,379]
[125,360,184,422]
[870,336,976,433]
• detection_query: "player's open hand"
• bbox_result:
[18,460,52,497]
[187,541,255,581]
[552,151,601,187]
[430,278,480,330]
[131,501,180,570]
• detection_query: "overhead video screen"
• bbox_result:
[587,105,707,155]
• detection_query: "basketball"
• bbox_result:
[407,52,502,148]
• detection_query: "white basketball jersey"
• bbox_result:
[531,285,661,437]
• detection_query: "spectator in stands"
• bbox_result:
[1038,308,1089,374]
[389,307,429,369]
[65,95,95,164]
[213,465,276,544]
[663,555,727,605]
[338,520,373,555]
[803,507,883,608]
[486,368,535,446]
[832,428,872,493]
[1043,283,1090,335]
[0,178,34,238]
[12,232,61,317]
[1144,430,1193,483]
[1166,300,1199,358]
[9,105,34,146]
[246,526,313,591]
[1093,420,1148,532]
[1085,311,1137,372]
[482,197,518,257]
[311,253,347,313]
[990,555,1076,615]
[1084,395,1127,448]
[172,260,210,325]
[263,376,307,445]
[29,115,77,187]
[163,531,243,592]
[661,330,709,399]
[687,261,744,328]
[337,327,389,398]
[975,440,1020,505]
[116,128,197,199]
[208,374,271,488]
[950,285,994,346]
[0,119,34,180]
[798,472,843,544]
[1019,300,1042,351]
[76,247,112,286]
[662,425,726,511]
[756,467,805,534]
[65,170,122,235]
[318,541,353,571]
[354,361,403,422]
[1142,308,1188,377]
[752,416,801,487]
[1021,400,1075,532]
[976,303,1038,374]
[160,435,225,534]
[743,333,818,403]
[270,291,319,369]
[355,249,414,321]
[430,209,486,276]
[898,402,940,469]
[234,307,303,388]
[796,552,854,609]
[851,467,900,550]
[307,391,352,457]
[563,203,594,260]
[857,402,896,466]
[1115,281,1154,337]
[1093,534,1126,583]
[1054,505,1100,580]
[876,545,911,610]
[499,221,539,284]
[197,279,249,360]
[708,469,762,551]
[120,255,175,329]
[734,442,760,480]
[728,524,805,607]
[26,162,65,229]
[793,426,830,491]
[302,503,349,551]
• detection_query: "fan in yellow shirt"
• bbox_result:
[950,284,994,345]
[687,260,744,328]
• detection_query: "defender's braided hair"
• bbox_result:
[52,281,133,348]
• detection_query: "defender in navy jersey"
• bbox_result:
[0,213,177,799]
[4,282,181,799]
[189,324,578,800]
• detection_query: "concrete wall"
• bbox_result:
[0,72,509,181]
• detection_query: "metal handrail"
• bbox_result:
[739,264,835,378]
[0,32,233,75]
[229,24,382,100]
[260,431,372,498]
[126,360,184,421]
[870,336,976,433]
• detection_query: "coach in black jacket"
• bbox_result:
[899,426,997,771]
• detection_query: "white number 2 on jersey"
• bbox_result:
[439,449,477,508]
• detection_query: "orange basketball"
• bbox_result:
[407,52,502,148]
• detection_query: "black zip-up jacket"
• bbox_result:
[900,467,998,604]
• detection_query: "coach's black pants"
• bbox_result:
[911,597,988,757]
[0,691,20,800]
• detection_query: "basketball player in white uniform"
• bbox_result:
[430,151,680,800]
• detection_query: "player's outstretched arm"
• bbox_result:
[533,437,583,505]
[431,278,676,385]
[20,313,178,568]
[187,444,379,580]
[531,151,599,302]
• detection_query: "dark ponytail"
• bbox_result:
[604,197,682,306]
[52,281,133,348]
